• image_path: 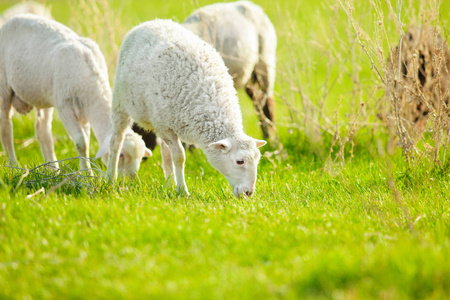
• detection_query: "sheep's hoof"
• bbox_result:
[83,169,95,177]
[106,171,118,182]
[164,175,177,187]
[176,188,190,198]
[6,160,19,167]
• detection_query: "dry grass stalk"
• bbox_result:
[8,156,108,196]
[322,98,365,172]
[277,1,373,167]
[340,0,449,164]
[337,0,440,231]
[26,187,45,199]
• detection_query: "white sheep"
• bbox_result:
[0,1,51,26]
[182,0,277,140]
[0,15,151,173]
[104,19,266,197]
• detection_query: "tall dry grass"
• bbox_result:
[275,1,379,170]
[68,0,129,81]
[272,0,450,229]
[276,0,449,168]
[344,0,450,166]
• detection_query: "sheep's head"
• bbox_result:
[118,131,152,176]
[97,131,152,176]
[204,136,266,197]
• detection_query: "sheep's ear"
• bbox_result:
[143,147,153,157]
[208,138,232,153]
[254,139,267,148]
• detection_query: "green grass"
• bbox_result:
[1,145,450,299]
[1,0,450,299]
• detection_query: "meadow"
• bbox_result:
[0,0,450,299]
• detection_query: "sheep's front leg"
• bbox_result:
[107,109,131,180]
[58,106,91,173]
[0,92,17,165]
[35,108,59,169]
[161,131,188,196]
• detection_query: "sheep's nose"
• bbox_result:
[243,191,253,197]
[233,187,254,198]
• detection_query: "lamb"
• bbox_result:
[0,1,51,26]
[0,15,151,174]
[104,19,266,197]
[132,1,278,151]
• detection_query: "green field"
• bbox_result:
[1,0,450,299]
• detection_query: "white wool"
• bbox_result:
[182,0,277,99]
[108,19,266,197]
[116,19,243,147]
[0,15,150,173]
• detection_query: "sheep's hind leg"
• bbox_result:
[58,106,92,174]
[160,131,188,196]
[246,64,277,142]
[246,81,275,140]
[0,89,17,165]
[35,108,59,170]
[160,139,175,185]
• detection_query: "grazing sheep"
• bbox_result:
[0,1,51,26]
[183,1,277,140]
[0,15,151,173]
[104,19,266,197]
[133,0,278,151]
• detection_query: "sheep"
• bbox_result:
[0,15,151,174]
[0,1,51,26]
[182,1,277,141]
[132,1,278,151]
[103,19,266,197]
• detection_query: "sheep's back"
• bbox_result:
[115,20,243,145]
[183,8,259,89]
[0,15,105,108]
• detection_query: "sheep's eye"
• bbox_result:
[119,153,124,158]
[236,160,245,165]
